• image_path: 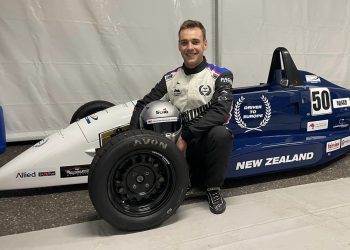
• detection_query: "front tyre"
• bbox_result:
[70,100,114,123]
[88,130,189,231]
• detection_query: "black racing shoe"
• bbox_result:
[206,187,226,214]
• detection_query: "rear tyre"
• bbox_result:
[70,100,114,123]
[88,130,189,231]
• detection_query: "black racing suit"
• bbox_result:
[130,58,233,188]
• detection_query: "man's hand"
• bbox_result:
[176,136,187,158]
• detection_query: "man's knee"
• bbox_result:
[208,126,233,144]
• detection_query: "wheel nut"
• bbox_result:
[145,183,150,188]
[132,184,137,190]
[136,176,144,183]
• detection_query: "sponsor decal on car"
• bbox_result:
[234,95,271,132]
[333,98,350,108]
[38,171,56,177]
[99,124,130,147]
[34,138,48,147]
[85,114,98,124]
[325,136,350,153]
[90,114,98,120]
[305,75,321,83]
[341,136,350,148]
[326,139,341,153]
[60,165,90,178]
[16,170,56,178]
[16,171,36,178]
[307,120,328,132]
[333,119,350,129]
[236,152,314,170]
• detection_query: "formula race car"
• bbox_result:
[1,47,350,231]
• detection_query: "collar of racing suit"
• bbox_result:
[182,57,207,75]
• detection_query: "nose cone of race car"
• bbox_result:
[0,101,135,191]
[0,123,94,191]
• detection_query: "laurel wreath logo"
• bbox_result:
[234,95,271,132]
[234,96,247,129]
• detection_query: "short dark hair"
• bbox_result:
[178,20,206,40]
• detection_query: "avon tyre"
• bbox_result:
[88,130,189,231]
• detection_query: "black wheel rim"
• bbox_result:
[107,150,176,217]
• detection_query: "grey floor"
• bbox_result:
[1,176,350,249]
[1,142,350,237]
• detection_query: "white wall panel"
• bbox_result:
[0,0,214,141]
[221,0,350,88]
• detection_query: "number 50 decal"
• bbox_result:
[310,88,332,116]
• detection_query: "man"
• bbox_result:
[130,20,233,214]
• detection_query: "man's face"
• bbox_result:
[178,27,207,69]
